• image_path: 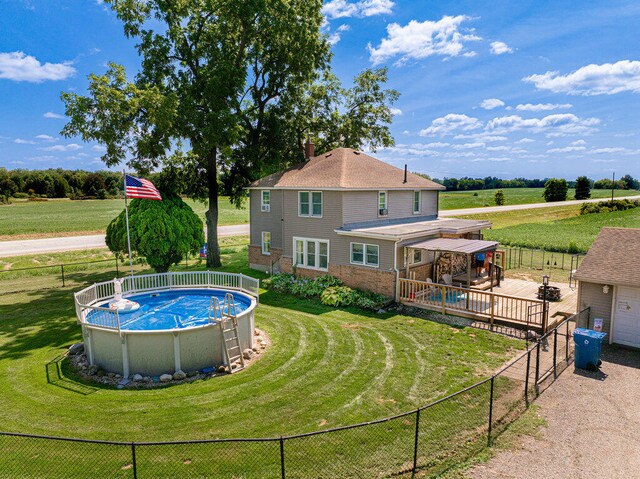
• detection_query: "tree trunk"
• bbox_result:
[205,147,222,268]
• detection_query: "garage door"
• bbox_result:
[613,286,640,348]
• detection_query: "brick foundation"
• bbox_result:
[279,257,395,298]
[248,245,282,273]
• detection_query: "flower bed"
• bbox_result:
[263,273,386,310]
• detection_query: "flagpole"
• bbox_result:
[123,170,134,276]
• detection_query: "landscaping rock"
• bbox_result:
[173,370,186,381]
[159,373,172,383]
[87,365,98,375]
[96,369,105,377]
[68,343,84,355]
[132,374,143,382]
[243,349,254,360]
[187,371,198,378]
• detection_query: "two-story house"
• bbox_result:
[248,144,494,299]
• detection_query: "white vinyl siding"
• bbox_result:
[294,237,329,271]
[261,190,270,212]
[351,242,379,267]
[261,231,271,255]
[413,191,421,214]
[299,191,323,217]
[378,191,387,216]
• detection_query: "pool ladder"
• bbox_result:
[209,294,245,373]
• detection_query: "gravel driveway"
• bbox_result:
[470,346,640,479]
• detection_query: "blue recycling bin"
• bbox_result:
[573,328,606,370]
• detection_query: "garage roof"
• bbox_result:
[575,227,640,287]
[406,237,499,254]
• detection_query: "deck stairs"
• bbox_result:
[209,294,245,373]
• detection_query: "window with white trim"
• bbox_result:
[261,190,270,212]
[351,242,379,267]
[413,191,421,214]
[411,249,422,264]
[261,231,271,255]
[299,191,322,217]
[294,238,329,270]
[378,191,387,216]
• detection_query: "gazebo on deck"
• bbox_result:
[404,238,504,290]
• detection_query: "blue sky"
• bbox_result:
[1,0,639,180]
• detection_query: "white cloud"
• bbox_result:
[590,147,640,155]
[515,138,534,144]
[571,139,586,146]
[515,103,573,111]
[327,24,350,45]
[389,107,402,116]
[486,145,512,152]
[480,98,504,110]
[36,134,57,141]
[523,60,640,96]
[489,41,513,55]
[419,113,482,137]
[0,51,75,83]
[423,142,450,148]
[453,142,485,150]
[368,16,481,66]
[14,138,35,144]
[453,133,507,142]
[547,146,587,153]
[322,0,393,19]
[485,113,600,136]
[44,112,64,119]
[91,145,107,152]
[40,143,82,152]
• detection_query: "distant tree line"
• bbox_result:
[0,168,123,201]
[415,173,640,192]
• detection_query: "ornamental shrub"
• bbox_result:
[320,286,357,307]
[543,178,568,202]
[494,190,505,206]
[574,176,591,200]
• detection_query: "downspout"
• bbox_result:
[393,238,401,302]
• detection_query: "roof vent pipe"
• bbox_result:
[304,136,315,161]
[403,164,408,184]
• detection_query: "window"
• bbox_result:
[299,191,322,217]
[351,242,380,267]
[411,249,422,264]
[378,191,387,216]
[293,238,329,270]
[413,191,421,214]
[261,232,271,255]
[261,190,270,212]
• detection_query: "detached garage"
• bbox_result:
[575,227,640,348]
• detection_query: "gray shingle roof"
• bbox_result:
[574,227,640,287]
[336,217,492,240]
[249,148,445,190]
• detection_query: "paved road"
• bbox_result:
[0,224,250,257]
[2,195,638,257]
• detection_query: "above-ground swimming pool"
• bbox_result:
[75,272,259,378]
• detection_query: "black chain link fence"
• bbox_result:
[1,311,584,478]
[500,246,585,273]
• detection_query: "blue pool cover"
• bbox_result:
[87,289,252,331]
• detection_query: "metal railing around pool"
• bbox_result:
[74,271,260,330]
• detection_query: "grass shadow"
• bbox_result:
[46,354,97,395]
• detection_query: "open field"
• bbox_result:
[2,188,638,240]
[0,197,248,240]
[0,242,526,477]
[475,207,640,253]
[440,188,640,210]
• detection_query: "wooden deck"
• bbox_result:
[398,278,578,333]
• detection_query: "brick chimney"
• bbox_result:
[304,136,315,161]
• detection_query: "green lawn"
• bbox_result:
[0,196,248,239]
[0,242,525,478]
[439,187,640,210]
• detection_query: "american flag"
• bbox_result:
[124,174,162,200]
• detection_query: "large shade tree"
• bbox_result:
[62,1,399,266]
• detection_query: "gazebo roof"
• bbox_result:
[406,237,499,255]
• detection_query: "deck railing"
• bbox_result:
[398,278,548,332]
[74,271,260,329]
